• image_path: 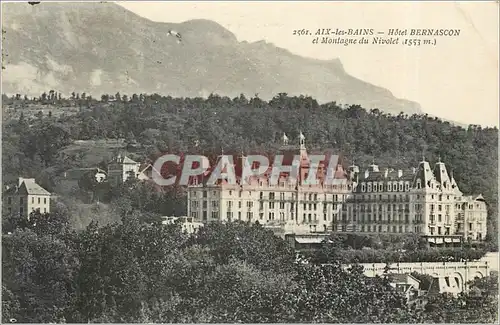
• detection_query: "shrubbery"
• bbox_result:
[2,212,497,323]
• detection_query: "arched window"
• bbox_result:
[361,183,366,192]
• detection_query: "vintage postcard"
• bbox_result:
[1,1,498,323]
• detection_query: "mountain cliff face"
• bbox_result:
[2,2,422,114]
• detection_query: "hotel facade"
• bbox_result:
[186,134,487,242]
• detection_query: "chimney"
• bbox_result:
[397,170,403,178]
[412,167,416,174]
[364,170,369,178]
[384,169,389,178]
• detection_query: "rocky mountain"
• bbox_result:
[2,2,422,114]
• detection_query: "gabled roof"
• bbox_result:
[112,154,139,165]
[13,179,51,196]
[138,163,162,177]
[387,273,421,284]
[123,156,138,164]
[412,160,435,188]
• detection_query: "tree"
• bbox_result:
[20,122,72,166]
[2,229,79,323]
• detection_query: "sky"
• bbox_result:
[118,1,499,127]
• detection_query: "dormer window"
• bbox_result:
[388,183,392,192]
[416,179,421,189]
[361,183,366,192]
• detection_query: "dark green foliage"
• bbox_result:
[2,208,498,323]
[2,92,497,247]
[1,92,498,322]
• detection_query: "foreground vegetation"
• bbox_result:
[2,210,498,323]
[1,92,498,322]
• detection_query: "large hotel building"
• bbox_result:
[186,134,487,243]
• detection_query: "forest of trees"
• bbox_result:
[1,92,498,322]
[2,210,498,323]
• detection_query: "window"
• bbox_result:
[20,198,24,204]
[203,191,207,198]
[44,198,47,204]
[32,197,34,204]
[7,197,11,205]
